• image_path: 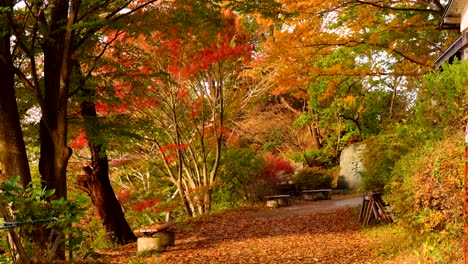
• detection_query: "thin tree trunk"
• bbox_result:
[177,182,193,217]
[308,123,322,150]
[0,201,28,264]
[389,78,401,120]
[204,189,212,213]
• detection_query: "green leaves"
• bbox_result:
[222,0,284,19]
[0,177,89,255]
[416,60,468,128]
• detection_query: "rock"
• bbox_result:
[339,143,366,190]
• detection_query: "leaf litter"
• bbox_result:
[101,198,403,263]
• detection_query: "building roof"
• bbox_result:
[435,36,463,67]
[439,0,466,27]
[436,0,467,66]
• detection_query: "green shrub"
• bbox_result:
[336,175,350,190]
[357,61,468,262]
[292,168,333,190]
[387,131,463,234]
[416,60,468,128]
[360,133,407,192]
[0,177,88,263]
[360,120,442,192]
[290,149,336,168]
[213,147,265,209]
[360,61,467,193]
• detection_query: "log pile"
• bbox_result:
[358,192,393,226]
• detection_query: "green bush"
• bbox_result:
[0,177,88,263]
[360,131,409,192]
[292,168,333,190]
[357,61,468,262]
[213,147,265,209]
[360,119,444,192]
[416,60,467,128]
[387,131,463,234]
[361,61,467,193]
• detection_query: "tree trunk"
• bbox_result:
[77,98,136,244]
[177,184,193,217]
[78,165,136,244]
[38,0,75,259]
[0,1,31,186]
[204,189,213,213]
[308,123,322,150]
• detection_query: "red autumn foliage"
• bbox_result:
[69,129,88,149]
[160,143,192,153]
[259,154,294,184]
[93,9,251,124]
[95,100,109,114]
[131,198,163,212]
[117,189,132,204]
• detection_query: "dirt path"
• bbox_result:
[104,196,395,263]
[247,196,363,220]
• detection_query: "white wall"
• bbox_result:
[462,2,468,61]
[461,1,468,33]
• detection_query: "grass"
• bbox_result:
[361,223,464,263]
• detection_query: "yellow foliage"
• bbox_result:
[343,95,355,104]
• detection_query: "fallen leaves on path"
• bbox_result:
[102,203,396,263]
[158,209,377,264]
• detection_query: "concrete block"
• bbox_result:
[137,237,162,252]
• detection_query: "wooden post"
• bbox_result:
[363,194,374,226]
[358,193,366,224]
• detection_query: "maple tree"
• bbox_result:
[67,0,219,242]
[67,0,225,244]
[95,8,255,217]
[251,0,458,162]
[60,3,283,244]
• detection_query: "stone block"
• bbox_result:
[152,231,175,246]
[266,199,279,208]
[137,237,163,252]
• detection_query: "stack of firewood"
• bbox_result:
[358,192,393,226]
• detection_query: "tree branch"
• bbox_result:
[280,96,301,115]
[352,0,443,14]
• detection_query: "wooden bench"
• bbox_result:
[302,189,332,200]
[265,194,291,208]
[134,223,175,252]
[274,184,299,197]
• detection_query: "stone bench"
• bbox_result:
[134,223,175,252]
[265,194,291,208]
[302,189,332,200]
